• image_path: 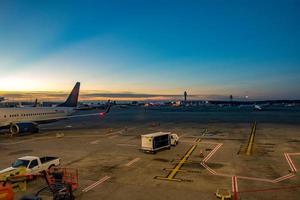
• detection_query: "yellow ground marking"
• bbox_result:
[156,137,203,181]
[246,121,257,155]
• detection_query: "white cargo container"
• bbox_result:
[141,132,172,153]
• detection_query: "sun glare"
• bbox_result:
[0,77,42,91]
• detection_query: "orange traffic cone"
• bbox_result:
[199,150,204,158]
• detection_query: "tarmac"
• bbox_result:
[0,106,300,200]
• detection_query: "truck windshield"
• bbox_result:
[12,159,30,168]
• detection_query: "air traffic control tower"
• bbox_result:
[184,91,187,102]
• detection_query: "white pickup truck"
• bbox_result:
[0,156,60,176]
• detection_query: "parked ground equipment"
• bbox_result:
[36,167,78,200]
[0,182,14,200]
[141,132,180,153]
[0,156,60,176]
[0,167,29,193]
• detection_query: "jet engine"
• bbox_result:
[9,122,39,135]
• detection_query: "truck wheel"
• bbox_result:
[48,164,55,171]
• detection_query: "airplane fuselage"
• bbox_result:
[0,82,110,135]
[0,107,75,128]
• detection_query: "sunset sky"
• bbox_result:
[0,0,299,101]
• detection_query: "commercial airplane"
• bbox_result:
[16,99,40,108]
[76,101,110,110]
[238,104,262,111]
[0,82,111,135]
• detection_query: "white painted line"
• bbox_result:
[214,173,232,178]
[289,153,300,156]
[117,143,138,147]
[237,175,274,183]
[82,176,110,192]
[234,176,238,192]
[199,141,221,145]
[231,176,235,193]
[125,157,140,167]
[104,132,116,137]
[274,173,293,180]
[200,142,300,184]
[277,174,296,183]
[285,153,294,172]
[285,153,297,172]
[0,130,127,146]
[0,136,54,145]
[90,140,99,144]
[273,174,295,183]
[232,176,238,200]
[108,135,118,139]
[201,162,217,175]
[203,143,222,162]
[178,137,212,143]
[274,175,293,183]
[179,140,196,144]
[208,143,222,156]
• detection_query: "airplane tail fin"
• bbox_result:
[33,98,38,107]
[57,82,80,107]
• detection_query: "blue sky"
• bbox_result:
[0,0,299,100]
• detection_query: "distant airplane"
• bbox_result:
[76,100,110,110]
[33,98,39,107]
[0,82,111,135]
[254,104,262,110]
[144,102,165,107]
[16,98,40,108]
[238,104,263,111]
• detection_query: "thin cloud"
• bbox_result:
[0,90,248,101]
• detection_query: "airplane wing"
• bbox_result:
[69,103,111,118]
[55,103,112,120]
